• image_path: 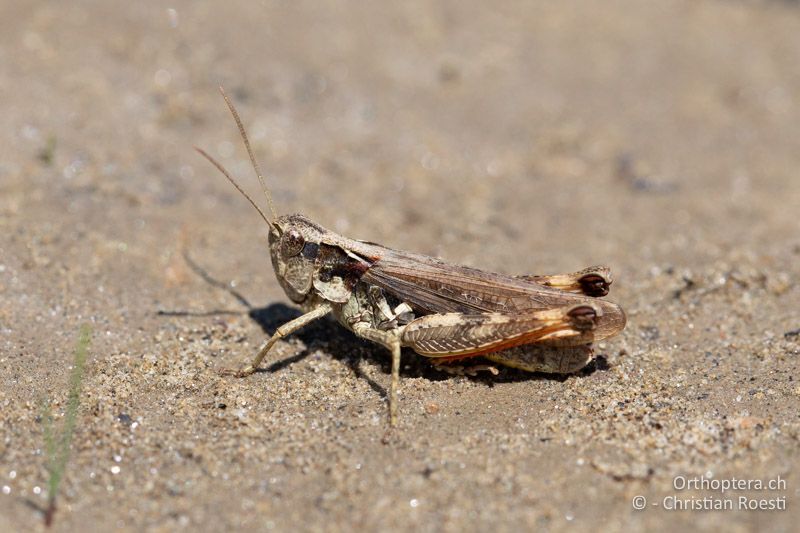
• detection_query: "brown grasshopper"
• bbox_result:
[196,88,626,426]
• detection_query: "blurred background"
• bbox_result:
[1,1,799,531]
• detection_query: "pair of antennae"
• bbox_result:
[194,86,278,229]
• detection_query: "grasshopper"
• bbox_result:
[196,88,627,426]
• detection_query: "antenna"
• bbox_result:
[218,86,278,221]
[194,147,274,229]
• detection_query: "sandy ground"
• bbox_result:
[1,1,799,531]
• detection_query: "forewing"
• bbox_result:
[360,248,576,314]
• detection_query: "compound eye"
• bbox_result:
[281,229,305,257]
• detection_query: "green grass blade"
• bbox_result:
[43,325,90,526]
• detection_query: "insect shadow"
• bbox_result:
[246,302,450,398]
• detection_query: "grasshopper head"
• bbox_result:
[268,214,325,303]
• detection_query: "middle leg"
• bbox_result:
[351,323,403,426]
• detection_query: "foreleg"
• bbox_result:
[221,303,333,377]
